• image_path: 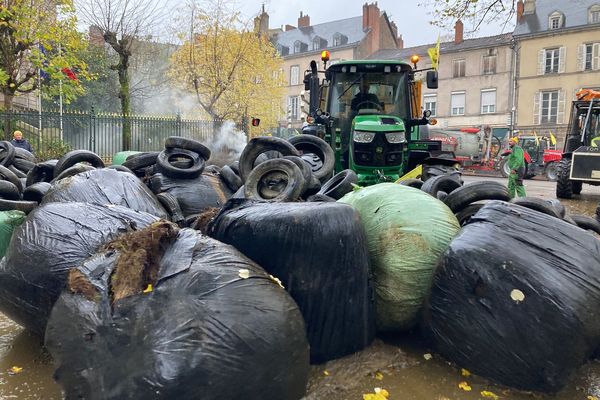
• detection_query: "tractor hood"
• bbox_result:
[353,115,405,132]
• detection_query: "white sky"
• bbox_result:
[235,0,515,47]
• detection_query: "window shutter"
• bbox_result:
[559,47,566,73]
[537,50,545,75]
[593,43,600,70]
[557,90,566,124]
[577,44,586,71]
[533,92,541,125]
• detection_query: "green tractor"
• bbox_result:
[301,55,457,185]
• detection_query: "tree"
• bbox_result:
[75,0,165,150]
[169,1,284,137]
[0,0,88,137]
[419,0,517,31]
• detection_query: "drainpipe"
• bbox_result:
[510,38,519,140]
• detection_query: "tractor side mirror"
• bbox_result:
[426,70,438,89]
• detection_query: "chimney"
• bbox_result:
[362,2,380,31]
[253,5,270,36]
[89,25,105,47]
[524,0,536,14]
[454,19,464,44]
[298,11,310,28]
[285,24,296,31]
[397,34,404,50]
[516,0,525,22]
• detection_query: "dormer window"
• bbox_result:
[549,11,564,30]
[590,5,600,24]
[294,41,307,53]
[332,32,348,47]
[312,36,327,51]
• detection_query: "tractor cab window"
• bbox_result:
[328,71,408,133]
[572,103,600,146]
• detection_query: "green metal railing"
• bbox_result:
[0,109,223,161]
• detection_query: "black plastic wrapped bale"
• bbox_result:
[42,168,168,219]
[0,202,159,335]
[45,226,309,400]
[209,199,375,363]
[149,172,232,217]
[424,201,600,393]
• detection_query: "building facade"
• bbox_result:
[370,24,515,139]
[513,0,600,145]
[261,3,402,128]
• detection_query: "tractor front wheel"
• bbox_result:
[544,161,558,182]
[556,158,574,199]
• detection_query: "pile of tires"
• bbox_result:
[0,141,39,214]
[424,201,600,392]
[45,224,310,400]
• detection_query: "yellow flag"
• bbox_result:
[428,35,441,70]
[550,132,557,146]
[532,130,539,145]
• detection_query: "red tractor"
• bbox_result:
[499,136,562,181]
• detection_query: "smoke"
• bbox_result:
[207,120,248,166]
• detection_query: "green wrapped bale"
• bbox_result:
[0,211,26,259]
[339,183,460,332]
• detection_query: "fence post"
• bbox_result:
[90,106,96,152]
[176,111,182,137]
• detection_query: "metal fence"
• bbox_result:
[0,109,224,161]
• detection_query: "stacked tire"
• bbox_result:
[0,141,38,213]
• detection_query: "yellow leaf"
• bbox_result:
[9,366,23,374]
[458,381,472,391]
[587,396,599,400]
[375,371,384,380]
[461,368,471,377]
[323,370,329,376]
[142,284,153,293]
[481,390,499,399]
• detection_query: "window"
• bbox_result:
[294,41,305,53]
[545,48,560,73]
[590,5,600,23]
[333,33,341,46]
[288,96,299,120]
[582,43,600,71]
[481,89,496,114]
[541,91,559,124]
[451,92,466,116]
[586,43,594,70]
[424,95,437,117]
[549,12,564,30]
[312,37,325,51]
[453,59,466,77]
[290,65,300,86]
[483,51,497,74]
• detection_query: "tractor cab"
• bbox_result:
[302,55,453,185]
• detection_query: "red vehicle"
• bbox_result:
[499,136,562,181]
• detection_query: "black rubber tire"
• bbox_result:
[13,158,35,173]
[499,158,510,178]
[421,174,462,197]
[14,147,36,163]
[244,158,304,202]
[219,165,243,192]
[229,161,240,175]
[54,150,105,177]
[547,199,566,219]
[318,169,358,200]
[107,165,135,175]
[303,174,322,198]
[164,136,211,160]
[26,160,58,187]
[0,165,23,193]
[573,180,583,195]
[556,158,574,199]
[288,134,335,182]
[563,215,577,225]
[436,191,448,202]
[53,163,97,182]
[0,141,15,167]
[231,185,245,199]
[156,192,185,224]
[204,165,221,174]
[0,198,37,214]
[239,137,300,182]
[544,161,558,182]
[444,181,510,213]
[22,182,51,203]
[156,148,205,179]
[455,203,485,226]
[422,165,461,182]
[122,152,159,171]
[399,178,424,189]
[509,197,561,219]
[306,193,336,202]
[0,180,21,200]
[8,165,27,178]
[283,156,312,189]
[570,214,600,235]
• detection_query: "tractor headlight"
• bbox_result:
[354,131,375,143]
[385,131,406,143]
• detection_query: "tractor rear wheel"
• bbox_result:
[573,180,583,195]
[556,158,573,199]
[544,161,558,182]
[499,158,510,178]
